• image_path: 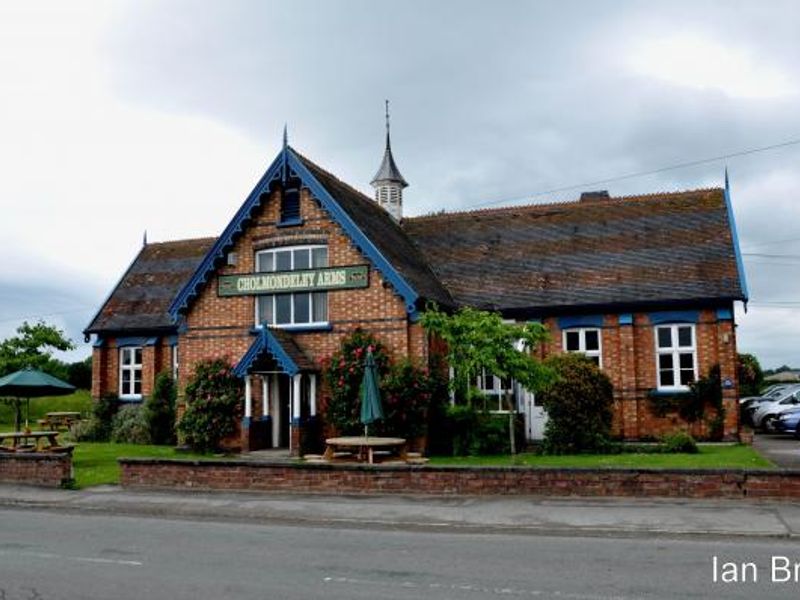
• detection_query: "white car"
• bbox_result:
[752,388,800,429]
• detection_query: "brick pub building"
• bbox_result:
[85,125,748,452]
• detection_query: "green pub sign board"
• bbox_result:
[218,265,369,296]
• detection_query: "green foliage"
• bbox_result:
[379,359,446,439]
[0,321,74,377]
[539,353,614,455]
[322,330,447,440]
[323,329,390,435]
[433,405,525,456]
[420,305,553,404]
[67,357,93,390]
[110,405,151,444]
[662,431,699,454]
[178,358,242,453]
[75,393,120,442]
[737,353,763,397]
[144,370,177,445]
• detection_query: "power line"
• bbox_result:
[465,136,800,209]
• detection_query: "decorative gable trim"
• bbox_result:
[168,147,420,321]
[724,174,749,304]
[234,328,299,378]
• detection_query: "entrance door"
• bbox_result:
[522,389,548,440]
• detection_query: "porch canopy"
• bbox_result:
[233,327,319,443]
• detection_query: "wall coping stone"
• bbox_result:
[118,457,786,477]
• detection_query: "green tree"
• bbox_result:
[737,353,764,397]
[0,321,74,376]
[0,321,75,430]
[420,305,553,454]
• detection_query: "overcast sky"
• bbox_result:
[1,0,799,369]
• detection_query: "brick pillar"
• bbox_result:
[141,345,157,398]
[91,346,105,399]
[618,314,638,439]
[716,318,740,441]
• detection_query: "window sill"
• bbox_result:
[119,395,143,403]
[276,217,304,228]
[649,388,691,397]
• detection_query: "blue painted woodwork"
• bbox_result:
[558,314,604,329]
[647,310,699,325]
[234,327,300,378]
[168,146,420,321]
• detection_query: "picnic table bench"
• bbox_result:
[0,430,73,454]
[37,412,81,431]
[323,436,407,464]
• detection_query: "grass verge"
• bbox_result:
[72,443,215,489]
[428,444,774,469]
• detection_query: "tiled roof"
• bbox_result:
[402,189,746,312]
[85,237,215,334]
[295,152,453,307]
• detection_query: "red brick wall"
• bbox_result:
[540,308,740,441]
[0,453,72,487]
[92,339,174,401]
[178,188,416,394]
[120,459,800,500]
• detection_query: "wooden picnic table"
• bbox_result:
[0,430,62,452]
[323,436,407,464]
[39,412,81,431]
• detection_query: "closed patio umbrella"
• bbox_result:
[359,350,383,439]
[0,366,76,431]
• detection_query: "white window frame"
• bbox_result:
[562,328,602,368]
[655,324,698,391]
[254,245,329,328]
[119,346,143,400]
[475,370,515,413]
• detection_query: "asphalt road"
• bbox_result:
[3,508,800,599]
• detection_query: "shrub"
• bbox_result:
[76,393,120,442]
[433,405,525,456]
[323,329,390,436]
[322,331,447,441]
[144,370,176,445]
[110,404,151,444]
[178,358,242,453]
[662,431,699,454]
[378,359,445,439]
[539,353,614,455]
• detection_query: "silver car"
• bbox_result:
[752,386,800,429]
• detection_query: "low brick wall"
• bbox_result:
[0,453,73,487]
[119,458,800,500]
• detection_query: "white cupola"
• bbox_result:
[370,100,408,221]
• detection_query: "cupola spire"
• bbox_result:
[371,100,408,221]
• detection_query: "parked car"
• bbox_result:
[740,384,791,410]
[772,407,800,438]
[741,385,800,426]
[752,387,800,430]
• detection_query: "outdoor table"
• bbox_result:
[323,436,407,464]
[43,412,81,430]
[0,431,60,452]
